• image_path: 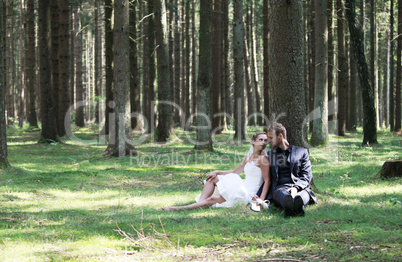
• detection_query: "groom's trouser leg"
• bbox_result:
[273,187,310,208]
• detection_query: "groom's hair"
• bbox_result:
[268,122,287,139]
[251,131,267,141]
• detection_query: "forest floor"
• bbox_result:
[0,125,401,261]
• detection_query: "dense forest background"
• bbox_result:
[0,0,401,163]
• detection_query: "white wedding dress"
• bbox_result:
[195,161,264,208]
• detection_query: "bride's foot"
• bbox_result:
[162,206,178,211]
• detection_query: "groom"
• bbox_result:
[256,122,317,217]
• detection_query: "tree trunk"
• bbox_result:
[154,0,173,142]
[233,0,245,141]
[309,0,315,133]
[148,0,156,133]
[223,0,231,125]
[390,0,395,131]
[130,0,141,130]
[337,0,348,136]
[184,0,190,119]
[243,22,254,126]
[95,0,102,124]
[173,0,181,124]
[18,0,25,128]
[195,0,213,151]
[104,0,136,157]
[370,0,379,129]
[26,0,38,127]
[5,1,13,125]
[345,0,378,145]
[0,0,9,168]
[58,0,70,137]
[263,0,269,127]
[141,1,150,133]
[395,0,402,131]
[328,0,336,132]
[50,0,59,123]
[212,0,222,134]
[250,0,261,126]
[70,5,75,108]
[74,5,84,127]
[38,0,60,143]
[192,0,197,122]
[269,0,306,147]
[103,0,113,134]
[311,0,328,146]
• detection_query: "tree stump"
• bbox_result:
[377,160,402,179]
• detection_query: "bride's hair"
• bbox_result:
[251,131,267,141]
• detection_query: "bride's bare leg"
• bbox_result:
[198,176,219,202]
[162,195,226,211]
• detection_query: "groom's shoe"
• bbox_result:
[294,195,305,217]
[283,195,295,217]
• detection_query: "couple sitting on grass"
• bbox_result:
[163,122,317,217]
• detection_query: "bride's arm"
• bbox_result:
[206,156,247,182]
[258,156,270,201]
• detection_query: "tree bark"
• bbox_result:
[38,0,60,143]
[337,0,348,136]
[263,0,269,128]
[395,0,402,131]
[74,5,84,127]
[212,0,222,134]
[269,0,306,147]
[233,0,245,141]
[26,0,38,127]
[104,0,136,157]
[154,0,173,142]
[328,0,336,132]
[173,0,181,124]
[130,0,141,130]
[311,0,328,146]
[345,0,378,145]
[390,0,395,131]
[370,0,379,129]
[148,0,156,133]
[58,0,70,137]
[195,0,213,151]
[95,0,102,124]
[0,0,9,168]
[50,0,59,123]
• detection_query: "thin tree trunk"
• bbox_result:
[50,0,59,123]
[154,0,173,142]
[233,0,245,141]
[311,0,328,146]
[0,0,9,167]
[95,0,102,124]
[243,21,254,126]
[148,0,156,133]
[58,0,70,136]
[130,0,141,130]
[173,0,180,124]
[263,0,269,127]
[104,0,136,157]
[309,0,315,133]
[395,0,402,131]
[26,0,38,127]
[345,0,378,145]
[103,0,113,134]
[38,0,59,143]
[212,0,222,134]
[74,5,84,127]
[223,0,231,125]
[370,0,379,129]
[70,6,75,108]
[195,0,213,151]
[185,0,190,119]
[328,0,336,132]
[141,1,150,133]
[337,0,348,136]
[390,0,395,131]
[19,0,25,128]
[250,0,261,126]
[192,0,197,123]
[4,1,13,125]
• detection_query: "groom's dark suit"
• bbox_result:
[257,144,317,213]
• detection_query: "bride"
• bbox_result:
[162,132,270,211]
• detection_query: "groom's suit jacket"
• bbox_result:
[260,144,317,204]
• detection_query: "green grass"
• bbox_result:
[0,126,401,261]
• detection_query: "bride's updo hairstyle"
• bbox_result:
[251,131,267,141]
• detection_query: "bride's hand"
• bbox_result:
[206,171,218,182]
